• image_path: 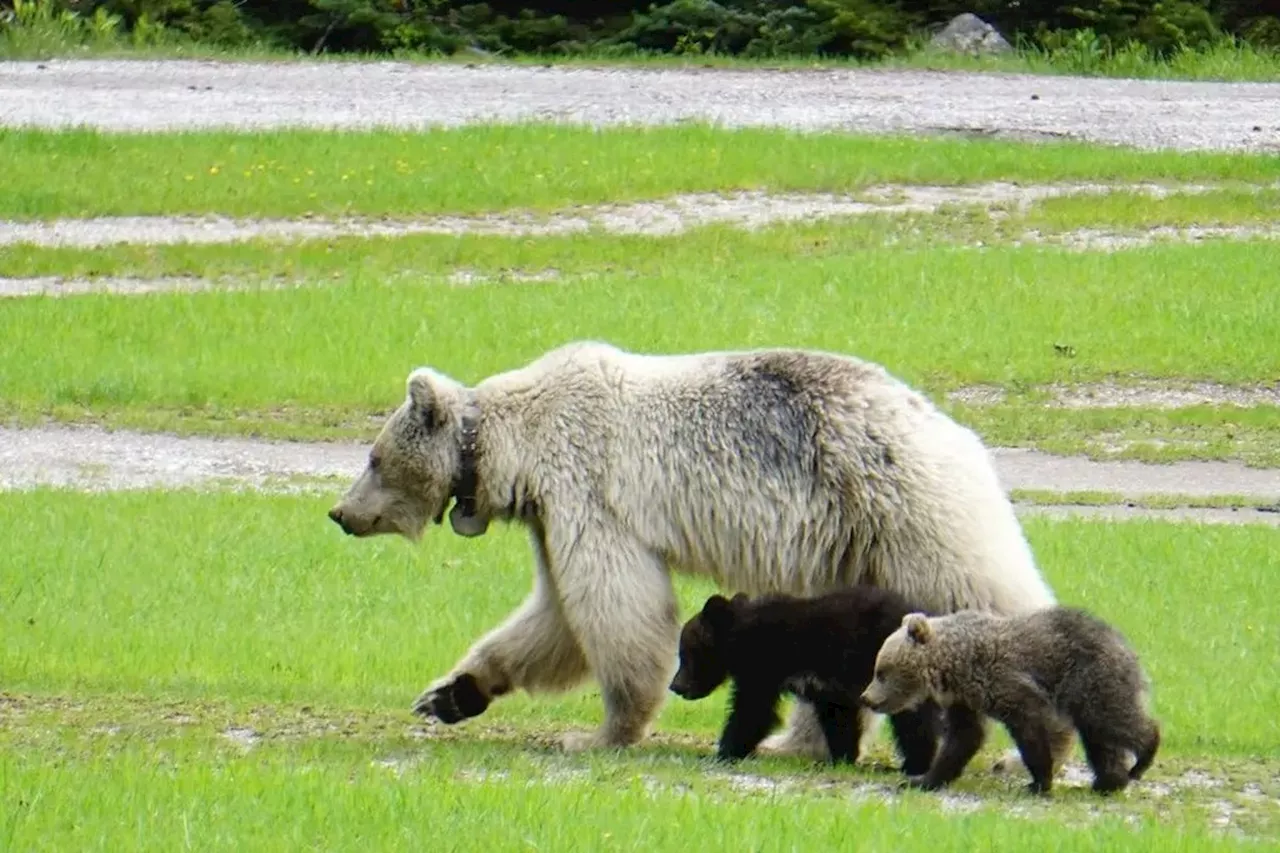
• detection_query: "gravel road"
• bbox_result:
[3,59,1280,151]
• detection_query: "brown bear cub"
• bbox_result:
[669,587,941,774]
[861,607,1161,796]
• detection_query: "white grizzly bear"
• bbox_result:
[327,341,1056,755]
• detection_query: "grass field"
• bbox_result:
[3,127,1279,220]
[2,84,1279,850]
[4,222,1280,461]
[2,491,1278,850]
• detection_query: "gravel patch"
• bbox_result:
[0,275,226,297]
[2,426,1276,524]
[994,446,1280,499]
[0,424,366,491]
[1021,224,1280,251]
[949,380,1280,409]
[3,60,1280,152]
[0,181,1264,248]
[0,269,565,298]
[1020,504,1280,526]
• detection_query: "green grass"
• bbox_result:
[4,126,1280,220]
[1,491,1278,848]
[957,404,1280,469]
[5,733,1271,853]
[1025,189,1280,231]
[3,187,1278,286]
[2,241,1277,410]
[3,490,1277,750]
[4,218,1277,462]
[0,214,1000,281]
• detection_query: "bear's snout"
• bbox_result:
[328,506,355,535]
[669,673,694,698]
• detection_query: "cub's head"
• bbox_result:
[860,612,934,715]
[328,367,482,541]
[669,593,749,701]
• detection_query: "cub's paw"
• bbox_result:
[412,673,491,723]
[900,756,935,777]
[901,774,945,792]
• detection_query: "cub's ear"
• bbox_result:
[406,368,442,430]
[903,613,933,645]
[701,594,739,633]
[729,592,751,609]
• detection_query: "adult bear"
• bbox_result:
[327,341,1056,755]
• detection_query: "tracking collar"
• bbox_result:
[452,404,481,519]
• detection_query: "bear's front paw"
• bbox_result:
[412,673,491,723]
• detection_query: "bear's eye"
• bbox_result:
[369,453,382,471]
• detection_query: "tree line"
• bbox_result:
[20,0,1280,59]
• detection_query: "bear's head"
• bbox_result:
[860,612,935,715]
[669,593,750,701]
[328,366,487,541]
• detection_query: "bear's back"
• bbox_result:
[733,585,926,688]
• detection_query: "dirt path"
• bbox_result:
[2,425,1276,524]
[3,60,1280,151]
[3,182,1277,250]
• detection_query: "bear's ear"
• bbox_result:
[729,592,751,610]
[406,368,442,430]
[904,613,933,645]
[701,595,738,633]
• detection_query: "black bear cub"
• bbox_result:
[669,585,940,774]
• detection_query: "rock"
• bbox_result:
[930,13,1013,56]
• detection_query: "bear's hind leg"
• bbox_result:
[1081,732,1134,794]
[549,525,680,751]
[1003,715,1062,795]
[889,701,940,777]
[1048,722,1076,780]
[758,701,833,761]
[1129,718,1161,781]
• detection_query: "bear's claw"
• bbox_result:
[412,673,491,723]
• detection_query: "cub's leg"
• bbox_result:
[990,679,1068,795]
[811,696,862,765]
[1129,719,1161,781]
[718,683,786,761]
[888,701,941,777]
[1079,724,1139,794]
[908,704,986,791]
